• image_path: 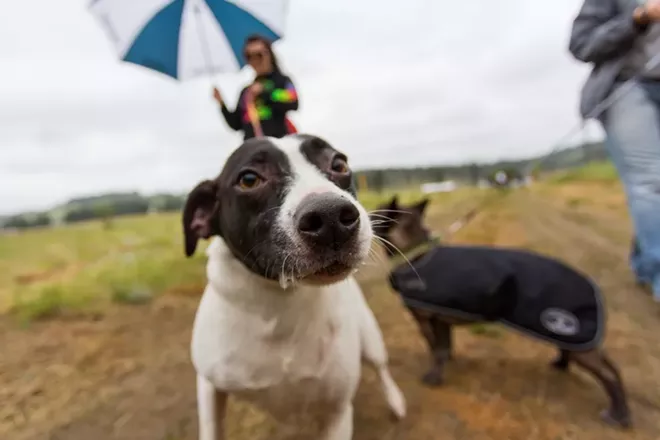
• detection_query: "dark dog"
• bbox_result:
[371,195,631,428]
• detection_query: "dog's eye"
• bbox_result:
[331,157,349,174]
[237,171,262,190]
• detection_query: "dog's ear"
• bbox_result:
[387,195,399,213]
[412,198,430,215]
[182,180,221,257]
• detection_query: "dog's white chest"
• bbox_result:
[191,278,362,421]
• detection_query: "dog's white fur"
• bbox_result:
[190,137,406,440]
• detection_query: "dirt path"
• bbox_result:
[2,187,660,439]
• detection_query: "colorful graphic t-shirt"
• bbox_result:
[220,72,299,140]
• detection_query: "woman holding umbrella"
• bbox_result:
[90,1,292,138]
[213,34,299,139]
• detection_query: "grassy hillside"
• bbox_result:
[1,214,204,321]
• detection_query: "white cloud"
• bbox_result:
[0,0,597,214]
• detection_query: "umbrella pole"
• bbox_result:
[194,4,264,138]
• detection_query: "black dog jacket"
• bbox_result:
[389,245,604,351]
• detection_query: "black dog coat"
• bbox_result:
[389,244,605,351]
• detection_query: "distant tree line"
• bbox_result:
[1,192,186,230]
[1,213,52,230]
[355,141,606,193]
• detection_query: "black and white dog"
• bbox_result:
[372,195,631,428]
[182,135,406,440]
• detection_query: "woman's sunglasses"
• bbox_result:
[244,50,267,62]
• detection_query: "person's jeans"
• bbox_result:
[600,80,660,301]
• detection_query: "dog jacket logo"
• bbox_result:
[400,278,427,291]
[540,308,580,336]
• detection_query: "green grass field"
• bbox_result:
[1,214,205,321]
[0,185,483,322]
[545,160,619,184]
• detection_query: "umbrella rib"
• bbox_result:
[204,0,280,68]
[192,3,216,76]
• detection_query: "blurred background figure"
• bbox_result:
[213,34,299,139]
[569,0,660,301]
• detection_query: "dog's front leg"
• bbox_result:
[197,375,228,440]
[422,319,453,386]
[409,308,450,387]
[320,404,353,440]
[358,293,407,420]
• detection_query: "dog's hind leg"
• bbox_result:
[432,318,453,361]
[197,375,228,440]
[357,293,406,420]
[569,350,632,429]
[551,349,571,371]
[408,308,450,387]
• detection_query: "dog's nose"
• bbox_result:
[295,193,360,248]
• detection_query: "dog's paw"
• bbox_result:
[388,389,407,421]
[421,370,444,387]
[379,368,406,421]
[385,382,406,421]
[600,409,632,429]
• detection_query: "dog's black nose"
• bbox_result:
[296,193,360,248]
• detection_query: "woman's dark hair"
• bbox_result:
[243,34,282,74]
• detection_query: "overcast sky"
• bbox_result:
[1,0,601,215]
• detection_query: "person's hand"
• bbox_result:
[636,1,660,23]
[248,82,264,96]
[212,87,223,105]
[646,0,660,20]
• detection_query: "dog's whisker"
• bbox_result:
[279,253,292,289]
[369,213,396,220]
[369,250,393,272]
[372,236,423,283]
[265,260,275,281]
[365,250,386,269]
[369,209,411,215]
[290,261,297,288]
[365,248,379,266]
[367,245,386,266]
[373,250,387,266]
[242,242,262,262]
[370,219,395,227]
[369,214,400,224]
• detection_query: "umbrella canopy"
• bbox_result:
[89,0,288,80]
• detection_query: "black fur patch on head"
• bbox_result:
[297,134,357,197]
[182,138,293,279]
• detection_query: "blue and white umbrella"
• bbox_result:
[89,0,288,80]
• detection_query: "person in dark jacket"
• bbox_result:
[569,0,660,302]
[212,34,299,140]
